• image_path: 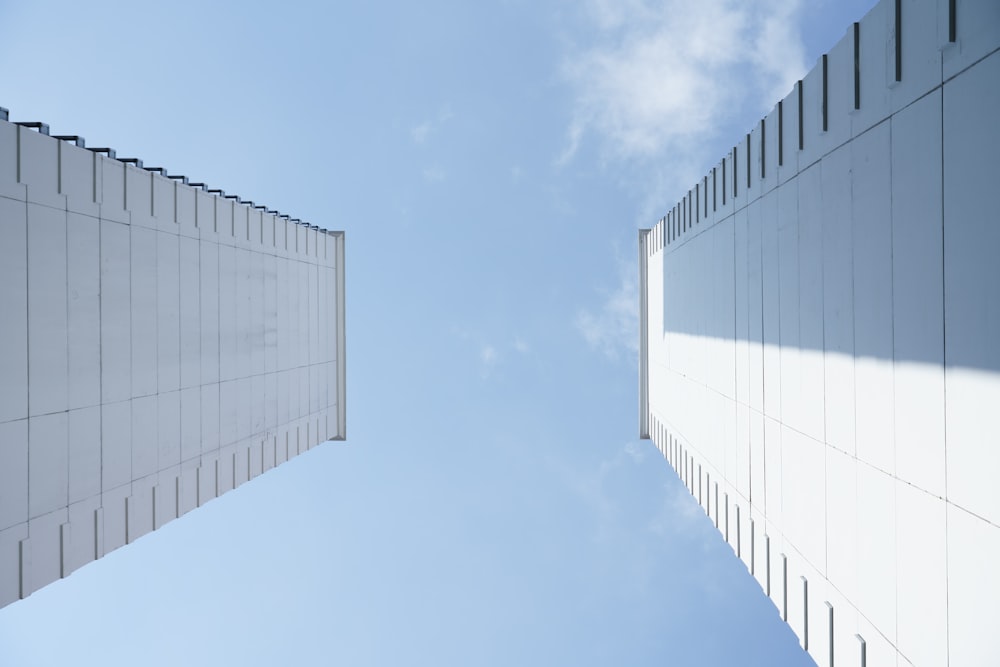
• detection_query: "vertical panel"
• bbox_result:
[157,232,180,393]
[67,406,101,505]
[152,175,175,231]
[101,401,131,492]
[67,213,101,410]
[265,375,279,435]
[251,250,265,377]
[825,446,858,603]
[131,226,158,398]
[59,142,95,211]
[780,427,825,570]
[896,482,947,666]
[127,476,154,543]
[251,375,265,437]
[236,377,251,441]
[101,221,131,404]
[153,471,178,529]
[0,526,27,607]
[18,127,58,197]
[856,463,896,645]
[235,248,251,380]
[889,0,943,112]
[759,191,781,421]
[27,203,68,416]
[130,395,157,481]
[100,484,128,555]
[852,122,894,474]
[735,402,751,501]
[891,90,945,497]
[200,240,220,385]
[178,236,200,389]
[796,165,825,443]
[852,0,892,137]
[944,51,1000,526]
[0,419,28,531]
[124,165,153,228]
[180,386,201,463]
[821,144,855,455]
[65,496,100,576]
[200,383,220,455]
[178,465,198,516]
[248,441,263,479]
[25,510,64,597]
[100,157,126,223]
[198,455,218,505]
[276,256,288,373]
[175,184,195,236]
[219,380,237,448]
[947,505,1000,666]
[745,205,764,414]
[748,410,765,513]
[158,391,181,470]
[264,253,278,374]
[0,198,28,423]
[218,244,237,382]
[28,414,68,520]
[308,262,319,371]
[298,367,309,420]
[825,29,854,153]
[734,208,750,407]
[777,178,800,430]
[763,416,782,526]
[217,446,235,493]
[276,370,290,428]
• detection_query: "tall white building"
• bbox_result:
[0,110,346,608]
[638,1,1000,665]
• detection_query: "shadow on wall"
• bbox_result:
[648,0,1000,373]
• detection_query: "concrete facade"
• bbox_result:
[0,113,346,608]
[638,1,1000,665]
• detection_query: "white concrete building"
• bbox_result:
[0,111,346,608]
[638,1,999,665]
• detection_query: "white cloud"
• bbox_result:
[411,122,431,144]
[576,257,639,361]
[410,105,453,146]
[560,0,806,179]
[481,344,498,366]
[513,336,530,354]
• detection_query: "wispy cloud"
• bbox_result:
[575,256,638,361]
[410,105,455,146]
[569,0,807,360]
[560,0,806,213]
[481,344,497,366]
[422,166,447,183]
[411,122,431,144]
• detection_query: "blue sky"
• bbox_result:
[0,1,875,664]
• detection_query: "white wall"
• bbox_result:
[0,119,346,608]
[640,1,1000,664]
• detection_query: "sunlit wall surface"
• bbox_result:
[638,1,999,665]
[0,114,346,608]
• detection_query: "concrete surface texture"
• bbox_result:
[638,0,1000,665]
[0,115,346,608]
